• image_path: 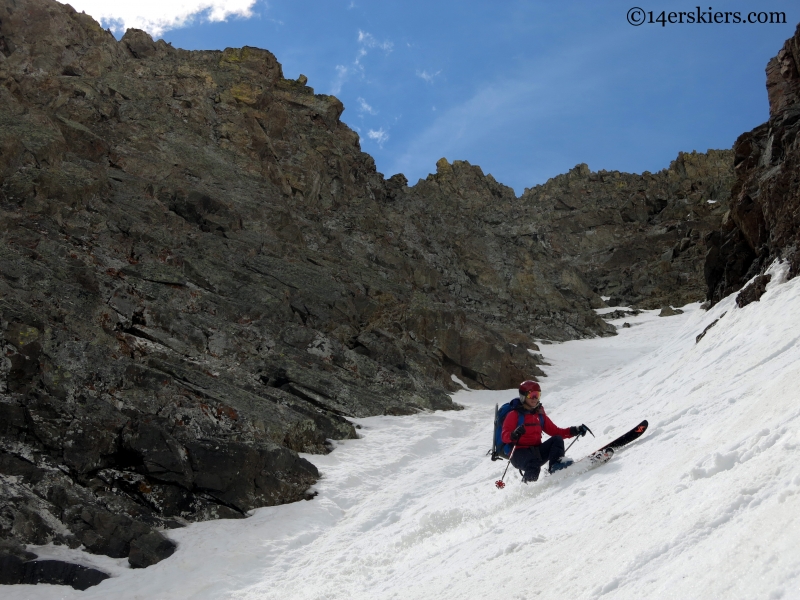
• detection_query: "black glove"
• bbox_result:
[510,425,526,442]
[570,424,589,437]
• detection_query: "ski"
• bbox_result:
[544,420,648,480]
[542,447,612,480]
[597,419,648,452]
[493,417,648,486]
[588,447,614,465]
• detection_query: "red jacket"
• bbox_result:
[501,407,572,448]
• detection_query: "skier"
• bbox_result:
[501,380,589,482]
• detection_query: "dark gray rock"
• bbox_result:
[0,555,109,590]
[520,152,734,311]
[736,274,772,308]
[706,24,800,304]
[128,531,176,569]
[696,312,727,344]
[601,309,642,320]
[0,540,109,588]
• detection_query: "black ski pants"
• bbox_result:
[509,436,565,482]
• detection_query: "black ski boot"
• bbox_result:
[522,467,540,483]
[548,457,573,474]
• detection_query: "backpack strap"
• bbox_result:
[501,409,526,456]
[539,414,545,430]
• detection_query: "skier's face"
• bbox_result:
[523,392,541,410]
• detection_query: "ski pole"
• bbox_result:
[495,446,517,489]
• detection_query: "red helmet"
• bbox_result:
[519,380,541,402]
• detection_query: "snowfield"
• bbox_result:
[6,261,800,600]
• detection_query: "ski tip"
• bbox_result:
[597,419,650,453]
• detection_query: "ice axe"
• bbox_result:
[495,445,517,489]
[565,424,594,453]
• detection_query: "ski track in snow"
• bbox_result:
[6,262,800,600]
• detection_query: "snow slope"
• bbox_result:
[6,261,800,600]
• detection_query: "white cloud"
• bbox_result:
[416,69,441,83]
[357,30,393,53]
[357,97,376,115]
[355,47,368,66]
[367,128,389,148]
[331,64,349,95]
[329,30,393,95]
[63,0,258,37]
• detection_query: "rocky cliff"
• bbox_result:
[382,150,734,336]
[0,0,735,576]
[522,150,734,310]
[0,0,556,569]
[705,24,800,305]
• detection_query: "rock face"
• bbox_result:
[375,151,733,341]
[0,0,736,571]
[383,159,618,344]
[0,0,544,567]
[705,24,800,304]
[520,151,734,310]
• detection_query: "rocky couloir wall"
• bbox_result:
[705,23,800,304]
[0,0,737,572]
[521,151,734,310]
[0,0,554,568]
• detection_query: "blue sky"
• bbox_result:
[73,1,799,193]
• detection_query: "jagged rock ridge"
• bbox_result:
[521,151,733,310]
